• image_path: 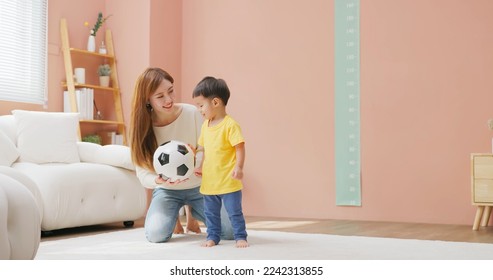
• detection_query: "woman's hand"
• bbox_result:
[155,175,189,186]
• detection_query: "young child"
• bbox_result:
[192,76,248,248]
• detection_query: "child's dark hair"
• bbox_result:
[192,76,230,105]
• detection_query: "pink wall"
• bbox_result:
[181,0,333,220]
[181,0,493,225]
[105,0,152,124]
[2,0,493,226]
[149,0,182,100]
[358,0,493,224]
[105,0,182,131]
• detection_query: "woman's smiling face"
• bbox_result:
[149,79,175,112]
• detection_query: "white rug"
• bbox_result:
[34,228,493,260]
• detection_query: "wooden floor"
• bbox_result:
[41,216,493,244]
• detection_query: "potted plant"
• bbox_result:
[97,64,111,87]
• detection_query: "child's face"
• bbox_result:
[149,79,175,112]
[193,95,215,120]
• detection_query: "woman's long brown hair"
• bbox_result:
[129,68,174,171]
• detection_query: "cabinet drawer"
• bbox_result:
[473,155,493,179]
[473,179,493,203]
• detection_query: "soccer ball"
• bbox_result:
[153,140,194,182]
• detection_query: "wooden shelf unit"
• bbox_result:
[60,18,126,145]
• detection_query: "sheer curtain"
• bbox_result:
[0,0,47,104]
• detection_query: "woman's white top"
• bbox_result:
[135,103,203,190]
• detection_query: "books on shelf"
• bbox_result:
[108,131,124,145]
[99,131,124,145]
[63,88,94,120]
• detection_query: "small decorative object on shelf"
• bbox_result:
[84,12,112,52]
[74,68,85,84]
[99,41,107,54]
[87,35,96,52]
[97,64,111,87]
[93,100,103,120]
[82,134,102,144]
[488,119,493,152]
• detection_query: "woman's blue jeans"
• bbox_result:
[144,186,233,243]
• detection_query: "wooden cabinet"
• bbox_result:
[471,153,493,230]
[60,18,126,145]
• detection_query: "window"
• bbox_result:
[0,0,47,104]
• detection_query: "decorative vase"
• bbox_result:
[98,41,107,54]
[99,76,110,87]
[87,35,96,52]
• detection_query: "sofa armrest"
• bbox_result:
[77,142,135,171]
[0,173,41,259]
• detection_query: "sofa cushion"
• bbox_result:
[0,115,16,143]
[77,142,135,171]
[0,130,19,167]
[12,110,80,164]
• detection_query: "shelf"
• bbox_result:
[79,120,124,125]
[69,48,115,59]
[61,82,119,92]
[60,18,126,145]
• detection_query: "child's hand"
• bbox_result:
[194,167,202,177]
[187,144,196,155]
[232,166,243,180]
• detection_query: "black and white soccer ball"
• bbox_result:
[153,140,194,182]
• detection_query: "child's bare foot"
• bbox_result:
[236,240,249,248]
[173,219,184,234]
[201,240,216,247]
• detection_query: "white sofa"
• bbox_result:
[0,171,41,259]
[0,110,147,234]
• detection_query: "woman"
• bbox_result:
[129,67,233,243]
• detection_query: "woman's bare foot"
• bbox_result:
[184,205,201,234]
[173,219,184,234]
[186,218,201,234]
[236,240,249,248]
[201,240,216,247]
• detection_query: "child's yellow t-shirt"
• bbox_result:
[198,115,244,195]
